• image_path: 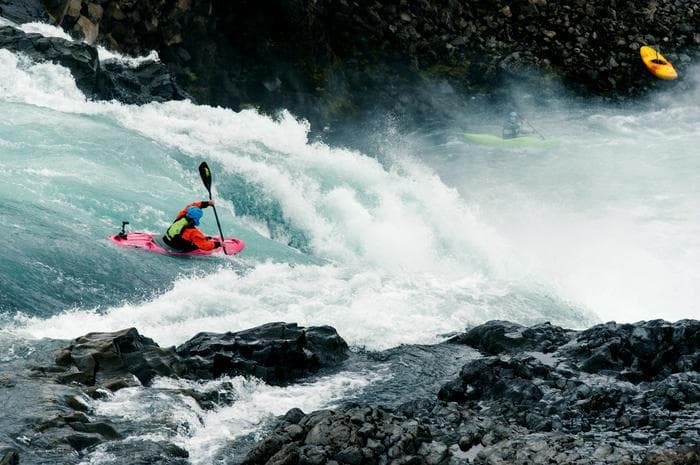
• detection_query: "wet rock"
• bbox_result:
[0,24,189,105]
[1,0,45,23]
[49,327,183,389]
[563,320,700,382]
[438,355,548,406]
[6,319,700,465]
[0,25,101,97]
[449,320,571,354]
[241,406,439,465]
[0,447,19,465]
[41,323,348,392]
[102,59,192,104]
[283,408,307,424]
[95,439,190,465]
[431,319,700,464]
[176,322,349,385]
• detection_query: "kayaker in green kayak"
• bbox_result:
[502,111,533,139]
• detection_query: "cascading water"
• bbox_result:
[1,19,698,464]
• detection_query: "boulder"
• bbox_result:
[438,355,549,406]
[176,322,349,385]
[51,327,183,389]
[449,320,572,354]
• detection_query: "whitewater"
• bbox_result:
[1,19,699,464]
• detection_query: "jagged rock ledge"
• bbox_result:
[1,319,698,464]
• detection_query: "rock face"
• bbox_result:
[0,447,19,465]
[23,0,700,127]
[436,319,700,464]
[2,0,698,127]
[447,320,573,354]
[563,319,700,382]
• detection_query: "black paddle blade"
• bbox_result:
[198,162,212,193]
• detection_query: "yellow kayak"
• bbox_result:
[640,46,678,80]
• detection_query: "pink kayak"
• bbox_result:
[108,232,245,256]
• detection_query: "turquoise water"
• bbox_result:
[1,43,699,349]
[0,42,604,351]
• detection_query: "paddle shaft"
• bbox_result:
[208,195,228,255]
[198,162,228,255]
[524,119,546,140]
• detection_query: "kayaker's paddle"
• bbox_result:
[198,161,228,255]
[523,119,546,140]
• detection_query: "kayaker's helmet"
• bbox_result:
[186,206,203,226]
[509,111,519,121]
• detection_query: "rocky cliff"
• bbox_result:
[46,0,700,122]
[2,0,700,126]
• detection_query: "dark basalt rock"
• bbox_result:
[448,320,572,354]
[0,25,190,105]
[176,322,349,385]
[428,319,700,463]
[0,0,47,23]
[5,319,699,465]
[17,0,698,130]
[438,355,550,406]
[0,25,101,96]
[241,405,443,465]
[1,0,697,130]
[0,447,19,465]
[564,319,700,382]
[43,323,349,391]
[101,59,192,105]
[15,322,349,462]
[48,327,184,388]
[91,439,190,465]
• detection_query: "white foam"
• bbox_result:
[87,370,383,464]
[19,21,73,41]
[14,20,161,68]
[97,48,160,67]
[14,263,543,350]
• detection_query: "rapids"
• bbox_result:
[1,20,698,463]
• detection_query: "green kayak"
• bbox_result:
[464,133,560,149]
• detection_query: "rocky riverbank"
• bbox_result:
[1,319,698,464]
[1,0,699,129]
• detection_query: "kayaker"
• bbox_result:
[502,111,532,139]
[162,201,221,252]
